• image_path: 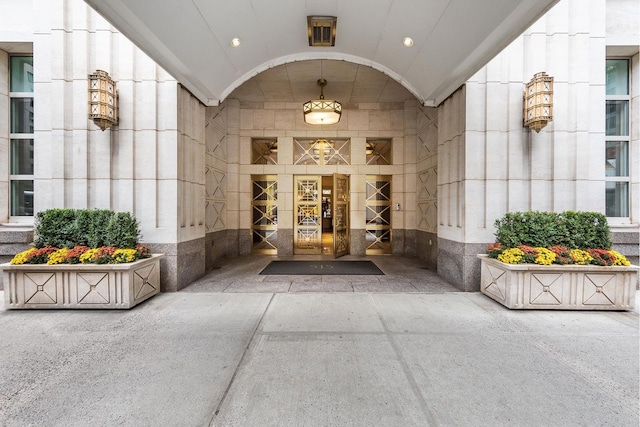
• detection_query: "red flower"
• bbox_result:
[549,246,571,265]
[587,249,614,266]
[26,246,59,264]
[517,245,539,263]
[64,246,90,264]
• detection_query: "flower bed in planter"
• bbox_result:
[481,211,638,310]
[3,254,162,309]
[1,208,162,310]
[478,254,637,310]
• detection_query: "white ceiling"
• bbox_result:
[84,0,558,107]
[232,60,416,104]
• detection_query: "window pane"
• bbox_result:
[324,139,350,165]
[10,98,34,133]
[605,141,628,177]
[293,138,350,165]
[606,59,629,95]
[10,139,34,175]
[605,101,629,136]
[366,139,392,165]
[10,56,34,93]
[252,139,278,164]
[605,181,629,217]
[10,180,34,216]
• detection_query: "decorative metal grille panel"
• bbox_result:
[294,176,322,254]
[366,139,392,165]
[252,176,278,254]
[333,174,350,258]
[294,138,350,165]
[252,139,278,164]
[365,176,392,254]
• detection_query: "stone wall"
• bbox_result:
[436,87,468,289]
[204,99,232,267]
[416,104,438,263]
[231,92,416,257]
[25,0,205,292]
[438,0,639,290]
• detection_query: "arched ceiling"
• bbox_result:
[231,60,415,104]
[84,0,558,107]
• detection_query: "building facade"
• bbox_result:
[0,0,637,291]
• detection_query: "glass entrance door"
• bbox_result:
[294,175,322,254]
[365,175,392,254]
[251,175,278,254]
[333,173,350,258]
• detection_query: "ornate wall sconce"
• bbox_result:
[88,70,118,131]
[523,72,553,132]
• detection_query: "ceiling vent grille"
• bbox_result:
[307,16,337,47]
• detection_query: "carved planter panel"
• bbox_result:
[478,255,638,310]
[2,255,162,309]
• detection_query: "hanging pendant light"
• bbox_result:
[303,79,342,125]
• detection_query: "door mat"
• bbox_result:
[260,261,384,275]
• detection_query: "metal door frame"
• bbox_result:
[294,175,322,254]
[365,175,392,255]
[251,175,278,254]
[333,173,350,258]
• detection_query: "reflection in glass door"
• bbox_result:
[294,176,322,254]
[365,176,392,254]
[252,175,278,254]
[333,173,350,258]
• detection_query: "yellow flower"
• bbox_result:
[498,247,525,264]
[534,247,556,265]
[570,249,593,265]
[10,248,37,265]
[79,248,100,263]
[47,248,69,265]
[112,249,137,263]
[609,250,631,266]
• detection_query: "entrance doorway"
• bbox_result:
[294,174,350,257]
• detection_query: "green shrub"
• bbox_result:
[34,209,141,249]
[493,211,611,249]
[104,212,140,248]
[559,211,611,249]
[75,209,114,247]
[34,209,80,248]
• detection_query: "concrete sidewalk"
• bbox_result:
[0,290,638,426]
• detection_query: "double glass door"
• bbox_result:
[294,174,349,257]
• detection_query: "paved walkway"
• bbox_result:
[182,255,458,293]
[0,257,638,426]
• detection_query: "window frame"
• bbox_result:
[8,55,35,221]
[604,58,631,222]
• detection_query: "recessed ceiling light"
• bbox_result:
[230,37,241,47]
[402,37,414,47]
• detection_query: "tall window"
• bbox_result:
[9,56,34,217]
[605,59,630,218]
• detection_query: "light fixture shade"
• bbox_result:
[303,99,342,125]
[523,72,553,133]
[303,79,342,125]
[88,70,118,131]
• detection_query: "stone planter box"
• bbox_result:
[2,254,162,309]
[478,254,638,310]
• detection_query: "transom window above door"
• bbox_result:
[294,138,350,165]
[366,139,392,165]
[252,138,278,164]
